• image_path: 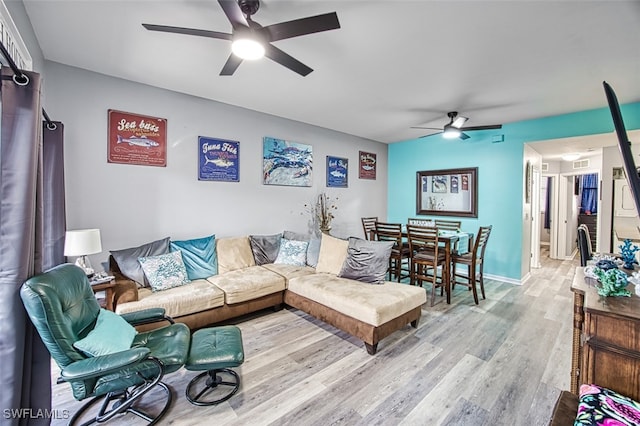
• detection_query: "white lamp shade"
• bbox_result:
[64,229,102,256]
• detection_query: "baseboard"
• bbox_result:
[454,270,526,286]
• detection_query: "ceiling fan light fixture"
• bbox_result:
[561,153,581,162]
[231,37,265,60]
[443,126,461,139]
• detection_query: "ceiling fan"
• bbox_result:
[411,111,502,140]
[142,0,340,77]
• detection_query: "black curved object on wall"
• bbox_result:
[604,81,640,216]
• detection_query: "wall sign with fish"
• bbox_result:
[359,151,376,180]
[326,155,348,188]
[108,109,167,167]
[198,137,239,182]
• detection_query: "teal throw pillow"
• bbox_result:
[138,251,190,292]
[170,234,218,280]
[274,238,309,266]
[73,309,137,357]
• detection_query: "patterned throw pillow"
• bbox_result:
[575,384,640,425]
[138,251,190,292]
[274,239,309,266]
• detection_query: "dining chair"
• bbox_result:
[434,219,462,232]
[452,225,492,304]
[577,224,592,266]
[361,216,378,241]
[407,218,433,226]
[374,221,410,282]
[406,224,447,306]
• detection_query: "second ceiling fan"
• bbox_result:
[142,0,340,77]
[412,111,502,140]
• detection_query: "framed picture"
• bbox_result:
[432,175,447,193]
[326,156,348,188]
[359,151,376,179]
[416,167,478,217]
[198,137,239,182]
[108,109,167,167]
[263,136,312,187]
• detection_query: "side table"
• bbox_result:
[90,279,116,311]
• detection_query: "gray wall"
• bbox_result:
[42,61,388,270]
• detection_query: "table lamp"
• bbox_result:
[64,228,102,276]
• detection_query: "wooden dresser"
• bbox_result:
[571,267,640,400]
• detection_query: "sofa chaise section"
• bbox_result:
[285,273,427,354]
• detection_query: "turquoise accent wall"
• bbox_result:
[389,102,640,281]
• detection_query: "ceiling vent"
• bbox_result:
[541,163,549,172]
[573,159,590,169]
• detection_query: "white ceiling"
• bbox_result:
[22,0,640,147]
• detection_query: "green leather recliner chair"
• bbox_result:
[20,263,191,425]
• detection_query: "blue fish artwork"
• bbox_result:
[263,137,313,187]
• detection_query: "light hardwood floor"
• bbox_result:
[51,249,575,425]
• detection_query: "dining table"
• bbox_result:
[400,228,472,305]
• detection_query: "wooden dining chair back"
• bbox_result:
[361,217,378,241]
[407,218,434,226]
[434,219,462,232]
[374,221,410,282]
[452,225,492,304]
[406,224,447,306]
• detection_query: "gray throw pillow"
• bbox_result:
[338,237,394,285]
[110,237,170,287]
[283,230,310,242]
[249,233,283,265]
[306,237,321,268]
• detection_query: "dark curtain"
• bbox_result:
[42,122,66,270]
[0,67,65,425]
[580,173,598,214]
[544,177,552,229]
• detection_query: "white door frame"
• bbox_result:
[530,166,541,268]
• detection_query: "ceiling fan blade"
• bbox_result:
[419,132,443,139]
[411,126,442,130]
[459,132,471,140]
[218,0,249,29]
[142,23,232,40]
[262,12,340,42]
[264,44,313,76]
[460,124,503,131]
[220,54,243,76]
[451,116,468,128]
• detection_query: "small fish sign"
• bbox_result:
[359,151,376,180]
[326,155,348,188]
[108,109,167,167]
[198,137,239,182]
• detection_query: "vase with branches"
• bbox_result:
[305,193,338,234]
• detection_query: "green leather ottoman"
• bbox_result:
[185,326,245,406]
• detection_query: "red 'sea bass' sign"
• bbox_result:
[108,109,167,167]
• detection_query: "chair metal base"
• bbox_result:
[185,368,240,406]
[69,381,172,426]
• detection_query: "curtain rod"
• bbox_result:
[0,40,56,130]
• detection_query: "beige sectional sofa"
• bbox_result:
[110,234,426,354]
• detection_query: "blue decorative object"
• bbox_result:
[619,238,640,270]
[595,259,618,271]
[592,267,631,298]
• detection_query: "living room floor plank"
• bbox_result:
[50,250,575,425]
